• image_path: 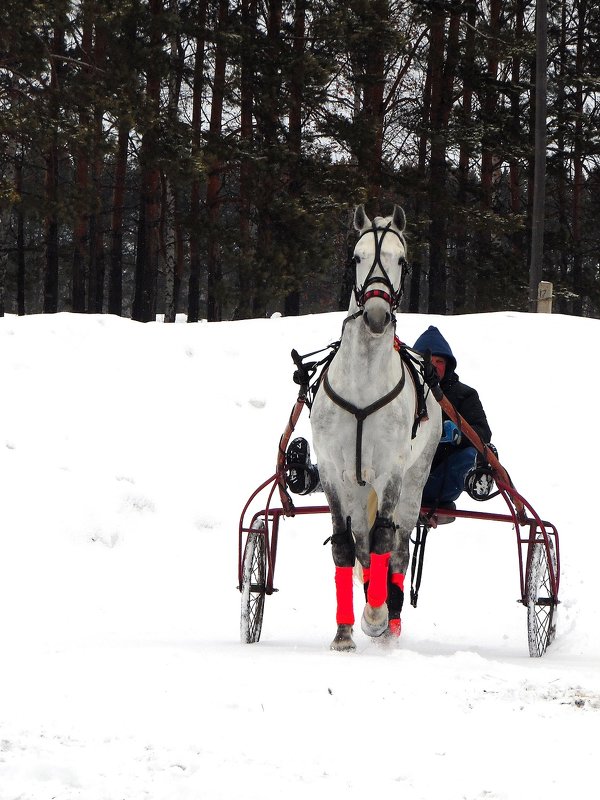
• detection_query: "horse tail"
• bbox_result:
[367,488,378,529]
[353,488,379,584]
[354,561,364,584]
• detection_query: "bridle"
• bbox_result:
[353,222,409,312]
[326,222,412,485]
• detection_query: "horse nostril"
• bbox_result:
[362,308,390,335]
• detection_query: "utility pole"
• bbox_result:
[528,0,548,311]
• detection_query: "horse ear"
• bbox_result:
[392,205,406,233]
[354,204,371,232]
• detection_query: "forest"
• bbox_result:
[0,0,599,321]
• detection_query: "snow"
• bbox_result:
[0,309,598,800]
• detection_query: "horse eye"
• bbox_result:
[354,254,361,263]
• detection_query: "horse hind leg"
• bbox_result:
[360,554,389,636]
[382,528,410,638]
[362,569,404,640]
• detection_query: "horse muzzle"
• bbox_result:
[362,304,391,335]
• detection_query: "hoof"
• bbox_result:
[361,602,388,637]
[330,624,356,652]
[376,618,402,644]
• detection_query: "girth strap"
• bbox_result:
[323,361,406,486]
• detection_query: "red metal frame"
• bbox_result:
[238,396,560,611]
[238,476,560,606]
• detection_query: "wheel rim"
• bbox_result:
[527,541,557,657]
[240,522,266,643]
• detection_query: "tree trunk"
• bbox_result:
[187,0,208,323]
[571,0,587,315]
[164,0,184,323]
[555,0,568,313]
[284,0,306,317]
[236,0,257,319]
[480,0,501,210]
[132,0,162,323]
[509,0,525,216]
[350,0,389,209]
[206,0,229,322]
[427,0,461,313]
[455,0,477,312]
[410,63,432,313]
[528,0,548,310]
[16,156,26,315]
[72,2,93,313]
[162,178,184,323]
[252,0,282,318]
[108,121,129,316]
[508,0,526,302]
[478,0,501,309]
[43,19,65,314]
[363,0,387,205]
[88,17,107,314]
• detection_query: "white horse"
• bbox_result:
[311,205,442,651]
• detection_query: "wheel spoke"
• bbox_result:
[240,522,267,644]
[526,539,557,658]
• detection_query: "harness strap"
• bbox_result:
[323,361,406,486]
[410,519,429,608]
[398,344,430,439]
[290,343,340,411]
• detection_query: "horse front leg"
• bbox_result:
[328,496,357,652]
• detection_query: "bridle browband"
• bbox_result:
[353,222,409,311]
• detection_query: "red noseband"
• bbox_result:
[362,288,394,306]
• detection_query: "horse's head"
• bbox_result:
[352,204,408,336]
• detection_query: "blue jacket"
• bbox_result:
[413,326,492,465]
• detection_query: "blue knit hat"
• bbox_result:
[413,326,457,373]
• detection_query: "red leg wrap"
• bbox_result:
[335,566,354,625]
[390,572,405,591]
[367,552,390,608]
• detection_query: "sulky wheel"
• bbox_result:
[526,538,558,658]
[240,518,267,643]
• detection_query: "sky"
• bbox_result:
[0,308,598,800]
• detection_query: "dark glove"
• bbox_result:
[422,349,439,389]
[477,443,498,467]
[293,368,309,386]
[291,349,313,387]
[440,420,461,445]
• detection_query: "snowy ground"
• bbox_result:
[0,309,598,800]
